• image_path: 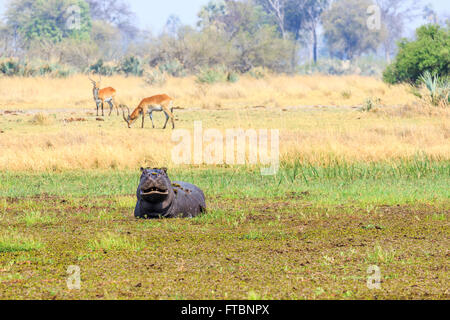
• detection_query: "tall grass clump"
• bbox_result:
[279,157,449,182]
[88,233,146,252]
[361,97,381,112]
[29,113,54,126]
[21,210,55,226]
[366,245,396,264]
[0,232,43,253]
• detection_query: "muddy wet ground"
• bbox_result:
[0,196,448,300]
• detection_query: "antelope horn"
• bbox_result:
[121,105,130,124]
[88,73,96,84]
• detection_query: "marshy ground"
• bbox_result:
[0,168,448,300]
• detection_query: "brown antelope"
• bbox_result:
[121,94,175,129]
[89,76,118,117]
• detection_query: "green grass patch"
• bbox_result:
[0,233,43,253]
[21,210,55,226]
[88,233,145,252]
[366,245,396,264]
[0,159,449,205]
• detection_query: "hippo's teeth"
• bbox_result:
[141,187,169,195]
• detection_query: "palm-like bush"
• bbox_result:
[420,71,449,107]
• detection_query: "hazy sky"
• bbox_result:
[0,0,448,33]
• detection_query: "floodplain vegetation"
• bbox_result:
[0,75,448,299]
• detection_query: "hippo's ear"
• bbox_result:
[140,167,145,172]
[161,167,168,175]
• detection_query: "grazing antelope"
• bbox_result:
[89,76,118,117]
[121,94,176,129]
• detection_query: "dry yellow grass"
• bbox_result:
[0,75,448,171]
[0,107,449,171]
[0,74,418,110]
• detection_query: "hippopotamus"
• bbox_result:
[134,168,206,219]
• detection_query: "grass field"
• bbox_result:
[0,74,418,111]
[0,76,449,299]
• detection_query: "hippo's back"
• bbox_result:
[170,181,206,218]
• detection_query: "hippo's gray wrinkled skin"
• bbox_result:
[134,168,206,219]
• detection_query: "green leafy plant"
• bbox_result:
[341,90,352,99]
[158,60,186,77]
[361,97,381,112]
[88,59,117,76]
[383,25,449,84]
[120,56,144,77]
[196,66,239,84]
[419,71,449,106]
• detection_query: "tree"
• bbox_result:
[266,0,287,39]
[140,0,296,73]
[90,20,122,60]
[0,20,14,56]
[204,0,294,72]
[164,15,182,36]
[6,0,91,45]
[85,0,138,40]
[257,0,329,63]
[322,0,384,60]
[197,0,227,29]
[376,0,421,63]
[383,24,450,84]
[285,0,329,63]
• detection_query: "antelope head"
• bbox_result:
[121,105,133,128]
[88,75,102,91]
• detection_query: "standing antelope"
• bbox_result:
[121,94,176,129]
[89,76,118,117]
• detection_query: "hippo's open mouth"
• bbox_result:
[141,187,169,196]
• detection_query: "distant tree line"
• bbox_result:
[0,0,447,80]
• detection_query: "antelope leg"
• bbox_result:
[163,112,169,129]
[149,111,155,128]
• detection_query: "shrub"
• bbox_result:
[361,97,381,112]
[248,66,269,79]
[0,59,36,77]
[120,56,144,77]
[226,71,239,83]
[196,66,239,84]
[144,69,167,86]
[0,60,23,76]
[0,59,73,78]
[158,60,186,77]
[88,59,117,76]
[419,71,449,107]
[383,25,450,84]
[37,63,73,78]
[298,57,386,76]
